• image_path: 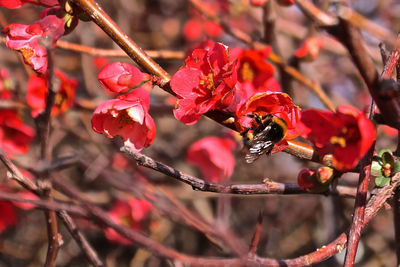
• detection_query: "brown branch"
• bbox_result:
[248,212,263,256]
[344,33,400,267]
[0,151,105,266]
[285,140,333,166]
[86,161,249,255]
[293,0,338,26]
[277,174,400,266]
[121,147,355,197]
[0,191,87,217]
[56,40,184,60]
[58,211,105,267]
[0,149,39,193]
[50,167,400,266]
[381,34,400,79]
[294,2,400,265]
[296,0,400,130]
[337,5,397,47]
[0,100,28,110]
[35,41,59,267]
[49,173,248,266]
[262,1,277,46]
[343,143,375,266]
[393,189,400,266]
[29,154,81,176]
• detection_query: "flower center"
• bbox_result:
[330,126,361,148]
[240,62,255,82]
[199,73,216,90]
[116,109,135,125]
[120,215,132,227]
[54,93,64,106]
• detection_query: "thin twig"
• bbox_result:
[280,174,400,266]
[0,151,104,266]
[297,0,400,130]
[248,212,263,256]
[121,147,355,197]
[56,40,184,59]
[49,167,400,266]
[393,189,400,266]
[0,149,39,193]
[58,211,105,267]
[343,142,375,266]
[0,191,87,217]
[36,39,60,267]
[293,0,338,26]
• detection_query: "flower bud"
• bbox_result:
[316,166,334,184]
[98,62,149,93]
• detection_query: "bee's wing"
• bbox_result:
[245,152,262,163]
[245,140,274,163]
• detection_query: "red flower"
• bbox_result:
[0,200,17,233]
[251,0,268,6]
[0,0,58,9]
[26,70,77,117]
[0,110,35,154]
[97,62,150,93]
[235,92,301,151]
[187,136,236,182]
[171,41,238,125]
[300,105,376,171]
[3,15,65,73]
[295,37,324,62]
[183,18,223,42]
[91,88,156,151]
[105,198,152,245]
[232,47,280,104]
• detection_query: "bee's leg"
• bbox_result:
[245,113,263,125]
[240,127,250,137]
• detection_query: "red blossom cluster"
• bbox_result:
[171,42,238,124]
[89,38,376,187]
[92,63,156,152]
[1,1,80,74]
[170,41,290,129]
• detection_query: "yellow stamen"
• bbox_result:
[240,62,255,82]
[330,136,346,147]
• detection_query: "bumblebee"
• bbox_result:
[241,114,287,163]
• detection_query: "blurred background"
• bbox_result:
[0,0,399,266]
